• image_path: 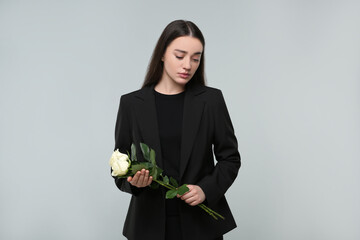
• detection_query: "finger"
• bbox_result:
[146,176,153,186]
[143,170,150,184]
[127,176,132,182]
[185,197,198,206]
[139,170,149,187]
[131,171,141,185]
[181,191,193,200]
[185,195,197,203]
[137,169,146,186]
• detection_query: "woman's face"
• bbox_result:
[161,36,203,87]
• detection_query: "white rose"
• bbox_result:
[109,149,130,176]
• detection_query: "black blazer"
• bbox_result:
[113,82,241,240]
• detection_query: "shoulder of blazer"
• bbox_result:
[194,85,225,106]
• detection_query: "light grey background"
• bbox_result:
[1,1,359,239]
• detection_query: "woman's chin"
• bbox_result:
[175,78,190,86]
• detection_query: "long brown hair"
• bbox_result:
[142,20,206,88]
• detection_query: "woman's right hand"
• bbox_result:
[127,169,153,188]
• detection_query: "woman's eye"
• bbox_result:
[175,56,200,62]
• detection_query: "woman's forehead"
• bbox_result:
[167,36,203,53]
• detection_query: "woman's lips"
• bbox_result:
[179,73,190,78]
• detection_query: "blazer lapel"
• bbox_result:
[133,83,206,180]
[180,84,205,180]
[133,84,164,169]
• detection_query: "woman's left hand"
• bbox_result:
[178,184,206,206]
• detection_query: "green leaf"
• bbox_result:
[126,151,131,162]
[130,162,152,173]
[163,176,169,185]
[140,143,150,161]
[157,167,163,178]
[150,149,156,165]
[131,143,137,162]
[150,166,163,180]
[150,167,158,180]
[177,184,189,195]
[165,189,178,199]
[170,177,178,188]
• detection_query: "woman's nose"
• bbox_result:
[182,57,191,70]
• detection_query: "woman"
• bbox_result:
[112,19,241,240]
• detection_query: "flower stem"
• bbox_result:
[153,179,175,190]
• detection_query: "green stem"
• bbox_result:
[199,204,225,220]
[153,179,175,190]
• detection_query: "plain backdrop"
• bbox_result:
[1,1,359,239]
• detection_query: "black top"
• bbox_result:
[154,88,185,216]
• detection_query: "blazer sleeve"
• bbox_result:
[197,90,241,206]
[112,95,143,196]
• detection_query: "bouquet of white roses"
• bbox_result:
[109,142,225,220]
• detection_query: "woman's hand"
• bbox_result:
[127,169,153,188]
[178,184,206,206]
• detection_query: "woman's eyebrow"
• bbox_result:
[174,49,202,55]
